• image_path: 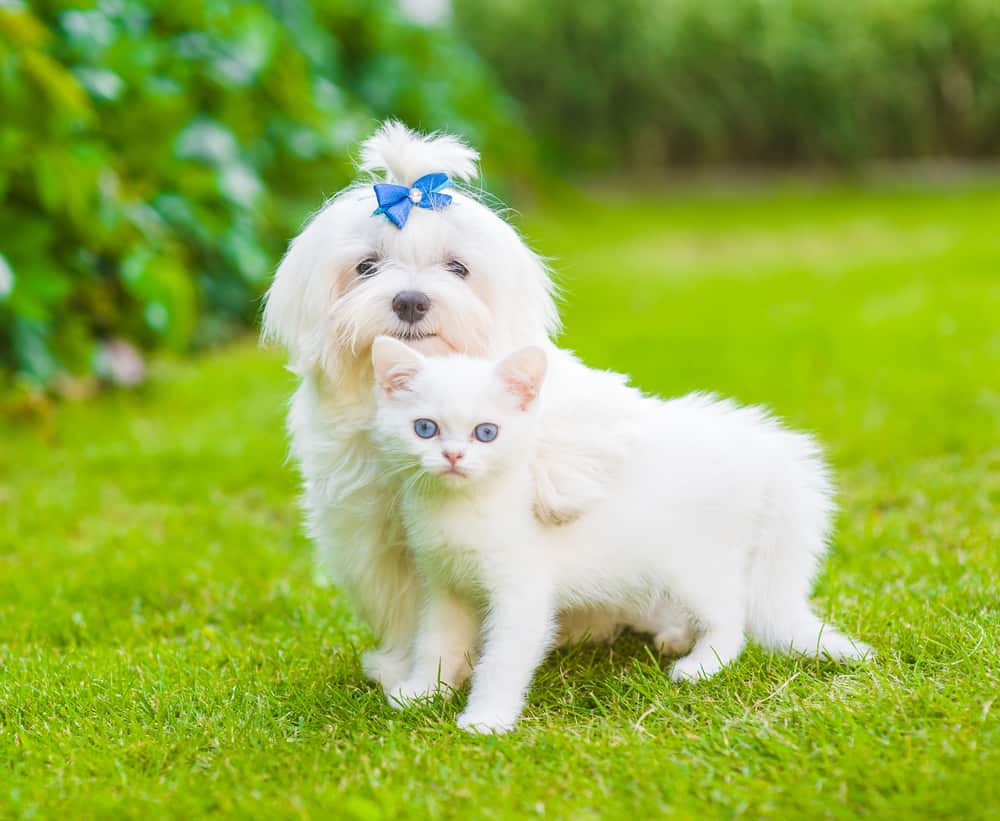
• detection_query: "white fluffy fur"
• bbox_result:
[359,121,480,185]
[261,122,632,689]
[372,340,874,733]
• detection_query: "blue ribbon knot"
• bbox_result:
[372,172,454,229]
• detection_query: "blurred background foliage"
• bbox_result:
[454,0,1000,170]
[2,0,1000,393]
[0,0,523,392]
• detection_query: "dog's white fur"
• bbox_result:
[262,122,632,688]
[371,340,873,733]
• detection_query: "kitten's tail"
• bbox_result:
[745,436,874,663]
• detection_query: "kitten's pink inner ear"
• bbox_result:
[504,376,538,411]
[497,346,547,411]
[372,337,423,395]
[382,364,419,395]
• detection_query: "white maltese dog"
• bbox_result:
[262,122,638,689]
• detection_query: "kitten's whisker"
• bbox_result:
[386,464,426,513]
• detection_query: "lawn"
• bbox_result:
[1,181,998,818]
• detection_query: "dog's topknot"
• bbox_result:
[359,120,479,185]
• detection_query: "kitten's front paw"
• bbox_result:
[456,706,518,734]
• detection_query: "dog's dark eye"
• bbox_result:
[445,259,468,278]
[356,258,379,278]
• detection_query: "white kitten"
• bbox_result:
[371,338,873,733]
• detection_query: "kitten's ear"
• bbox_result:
[496,346,547,410]
[372,336,425,396]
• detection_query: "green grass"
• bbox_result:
[2,181,999,818]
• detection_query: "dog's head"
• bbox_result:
[262,122,559,392]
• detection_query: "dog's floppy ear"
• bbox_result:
[261,208,337,375]
[360,120,479,184]
[496,346,547,410]
[372,336,425,396]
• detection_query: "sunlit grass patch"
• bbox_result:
[1,182,998,817]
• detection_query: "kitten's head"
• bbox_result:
[371,336,547,488]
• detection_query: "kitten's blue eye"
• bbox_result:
[414,418,438,439]
[473,423,499,443]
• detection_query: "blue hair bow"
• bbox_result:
[372,172,453,229]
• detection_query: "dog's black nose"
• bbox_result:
[392,291,431,324]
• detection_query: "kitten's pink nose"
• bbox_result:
[442,450,464,467]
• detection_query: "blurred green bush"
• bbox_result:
[455,0,1000,169]
[0,0,523,389]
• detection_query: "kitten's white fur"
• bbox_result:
[372,338,874,733]
[261,122,635,689]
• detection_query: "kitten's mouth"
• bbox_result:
[438,466,468,480]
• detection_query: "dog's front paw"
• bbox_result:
[456,704,519,734]
[654,625,695,658]
[363,648,410,692]
[670,654,723,683]
[386,679,436,709]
